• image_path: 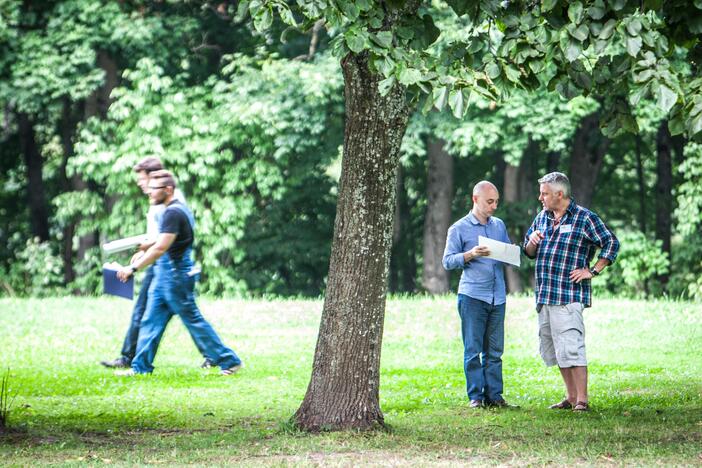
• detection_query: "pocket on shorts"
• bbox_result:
[558,328,583,363]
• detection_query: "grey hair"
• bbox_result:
[538,172,571,197]
[472,180,498,196]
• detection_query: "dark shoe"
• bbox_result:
[100,357,130,369]
[486,399,519,408]
[201,358,214,369]
[469,399,484,408]
[549,399,573,410]
[573,401,589,412]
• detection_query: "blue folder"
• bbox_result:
[102,266,134,300]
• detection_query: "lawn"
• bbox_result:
[1,295,701,466]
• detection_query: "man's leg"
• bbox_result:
[130,286,172,374]
[558,367,578,405]
[119,266,154,362]
[169,275,241,370]
[483,302,505,403]
[458,295,489,402]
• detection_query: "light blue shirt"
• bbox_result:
[442,212,511,305]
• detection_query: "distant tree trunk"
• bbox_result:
[546,151,560,173]
[293,51,411,431]
[389,164,416,293]
[18,112,49,242]
[502,163,523,293]
[569,113,609,208]
[421,138,453,294]
[635,134,647,234]
[655,121,673,286]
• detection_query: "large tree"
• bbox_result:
[237,0,702,431]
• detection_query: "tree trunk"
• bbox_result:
[655,121,673,286]
[389,164,416,293]
[18,112,50,242]
[635,134,646,234]
[293,52,410,431]
[502,163,524,293]
[421,138,453,294]
[569,113,609,208]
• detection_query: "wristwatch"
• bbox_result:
[589,266,600,276]
[128,264,138,274]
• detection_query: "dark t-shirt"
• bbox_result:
[160,200,193,260]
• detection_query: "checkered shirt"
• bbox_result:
[524,199,619,307]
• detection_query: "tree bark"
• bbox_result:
[569,113,609,208]
[421,138,453,294]
[655,121,673,286]
[293,51,410,431]
[389,164,416,293]
[18,112,50,242]
[502,163,524,293]
[635,134,646,234]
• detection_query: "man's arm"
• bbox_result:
[117,233,175,281]
[569,214,619,283]
[523,217,543,259]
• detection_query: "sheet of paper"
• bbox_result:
[102,234,149,255]
[478,236,521,267]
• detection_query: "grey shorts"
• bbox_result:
[537,302,587,368]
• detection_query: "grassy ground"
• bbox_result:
[0,295,701,466]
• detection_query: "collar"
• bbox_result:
[468,211,491,226]
[547,198,576,220]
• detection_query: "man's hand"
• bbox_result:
[129,250,144,265]
[569,267,593,283]
[528,230,544,246]
[116,265,134,283]
[463,245,491,263]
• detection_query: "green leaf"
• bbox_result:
[563,38,582,61]
[656,84,677,113]
[634,69,654,83]
[568,2,584,24]
[687,16,702,34]
[599,19,617,39]
[485,61,501,79]
[626,19,642,36]
[503,64,522,83]
[688,112,702,136]
[433,86,449,110]
[419,14,441,48]
[448,88,464,118]
[542,0,559,12]
[629,83,649,106]
[668,113,685,135]
[378,76,396,96]
[341,2,360,20]
[588,6,606,20]
[375,56,395,76]
[371,31,393,49]
[398,68,423,85]
[567,24,590,41]
[626,36,642,56]
[447,0,471,16]
[695,0,702,8]
[609,0,626,10]
[253,7,273,31]
[345,30,369,53]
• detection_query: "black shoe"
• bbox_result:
[486,399,519,408]
[201,358,215,369]
[100,357,130,368]
[470,399,484,408]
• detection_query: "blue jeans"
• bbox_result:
[457,294,505,401]
[120,265,154,362]
[131,249,241,374]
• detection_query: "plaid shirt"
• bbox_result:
[524,199,619,307]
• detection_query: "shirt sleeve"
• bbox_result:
[499,219,512,244]
[160,208,180,235]
[583,213,620,263]
[523,215,539,258]
[442,224,466,270]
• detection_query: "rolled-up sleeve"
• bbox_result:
[442,225,465,270]
[584,214,620,263]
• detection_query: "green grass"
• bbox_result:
[1,295,701,466]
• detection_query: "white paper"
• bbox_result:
[478,236,521,267]
[102,234,149,255]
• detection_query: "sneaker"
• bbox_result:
[100,357,130,369]
[201,358,214,369]
[469,399,484,409]
[114,369,136,377]
[220,362,244,376]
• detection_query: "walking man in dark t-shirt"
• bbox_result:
[115,170,242,376]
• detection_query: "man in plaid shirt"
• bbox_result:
[524,172,619,412]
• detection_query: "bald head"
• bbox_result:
[473,180,498,196]
[471,180,499,222]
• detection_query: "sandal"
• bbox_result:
[573,401,589,412]
[548,399,573,410]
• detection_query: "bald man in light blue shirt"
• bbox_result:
[443,181,512,408]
